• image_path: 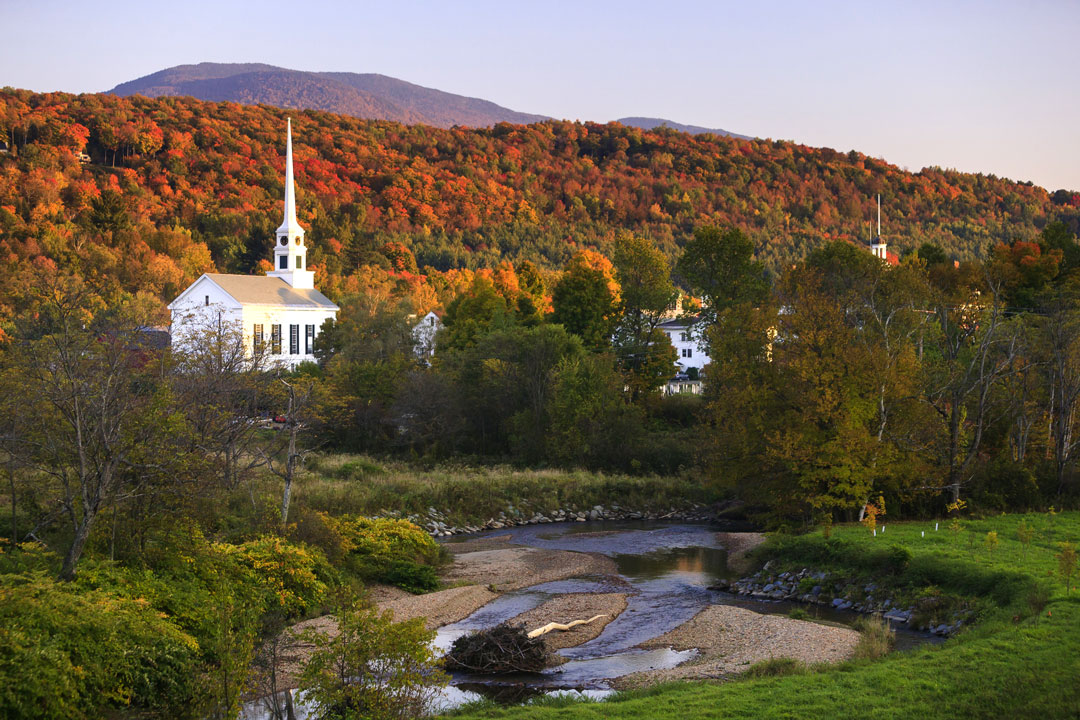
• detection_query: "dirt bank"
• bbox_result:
[443,546,618,591]
[716,531,767,573]
[508,592,629,651]
[614,604,859,688]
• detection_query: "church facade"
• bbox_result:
[168,120,338,368]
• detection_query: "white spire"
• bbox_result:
[871,193,887,261]
[276,118,303,236]
[269,118,313,288]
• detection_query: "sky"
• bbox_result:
[4,0,1079,191]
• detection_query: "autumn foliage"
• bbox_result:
[1,88,1078,331]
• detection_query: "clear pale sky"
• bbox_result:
[4,0,1079,191]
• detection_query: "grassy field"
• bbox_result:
[443,512,1080,719]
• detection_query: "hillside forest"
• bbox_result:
[4,88,1080,719]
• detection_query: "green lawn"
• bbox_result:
[443,512,1080,719]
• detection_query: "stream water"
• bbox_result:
[241,521,939,718]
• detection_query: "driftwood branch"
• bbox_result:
[527,614,609,638]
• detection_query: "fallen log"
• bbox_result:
[527,614,609,638]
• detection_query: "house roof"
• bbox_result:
[658,316,703,330]
[205,274,338,309]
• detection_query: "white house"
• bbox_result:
[657,316,709,395]
[411,311,443,363]
[168,120,338,369]
[658,316,708,372]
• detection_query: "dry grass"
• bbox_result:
[852,615,896,659]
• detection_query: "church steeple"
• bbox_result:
[870,193,887,261]
[268,118,314,289]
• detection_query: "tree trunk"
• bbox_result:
[8,462,16,549]
[59,516,95,581]
[280,415,297,525]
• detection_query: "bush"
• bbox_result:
[323,515,445,591]
[216,535,335,618]
[298,594,446,720]
[0,573,202,720]
[325,515,443,566]
[382,560,439,594]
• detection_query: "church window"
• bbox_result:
[305,324,315,354]
[253,324,264,353]
[279,237,287,246]
[295,255,302,269]
[289,325,299,354]
[295,236,301,245]
[271,325,282,354]
[279,255,288,270]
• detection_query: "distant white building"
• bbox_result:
[168,120,338,369]
[657,316,708,395]
[411,311,443,363]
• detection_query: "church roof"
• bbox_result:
[205,274,338,309]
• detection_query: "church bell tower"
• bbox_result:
[267,118,315,289]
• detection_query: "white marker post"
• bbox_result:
[921,531,925,537]
[873,529,877,537]
[935,522,939,531]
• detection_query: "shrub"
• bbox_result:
[298,593,446,720]
[325,515,443,566]
[0,573,202,720]
[216,535,335,618]
[382,560,440,594]
[323,515,446,591]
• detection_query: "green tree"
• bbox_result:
[675,225,768,322]
[12,278,191,579]
[550,253,618,351]
[547,353,644,468]
[298,593,447,720]
[611,235,678,398]
[439,276,514,351]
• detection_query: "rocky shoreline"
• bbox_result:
[379,502,718,537]
[709,561,971,637]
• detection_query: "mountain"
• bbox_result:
[617,116,752,140]
[108,63,548,128]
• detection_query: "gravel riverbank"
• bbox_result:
[442,546,618,591]
[614,605,859,688]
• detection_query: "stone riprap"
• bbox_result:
[709,562,971,636]
[374,502,716,537]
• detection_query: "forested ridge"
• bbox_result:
[2,88,1078,330]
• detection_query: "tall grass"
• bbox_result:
[852,616,895,659]
[293,454,717,525]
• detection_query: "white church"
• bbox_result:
[168,120,339,368]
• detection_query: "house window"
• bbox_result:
[682,348,693,358]
[279,255,288,270]
[680,332,689,342]
[253,324,264,353]
[289,325,299,355]
[271,325,282,354]
[205,295,209,306]
[305,324,315,354]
